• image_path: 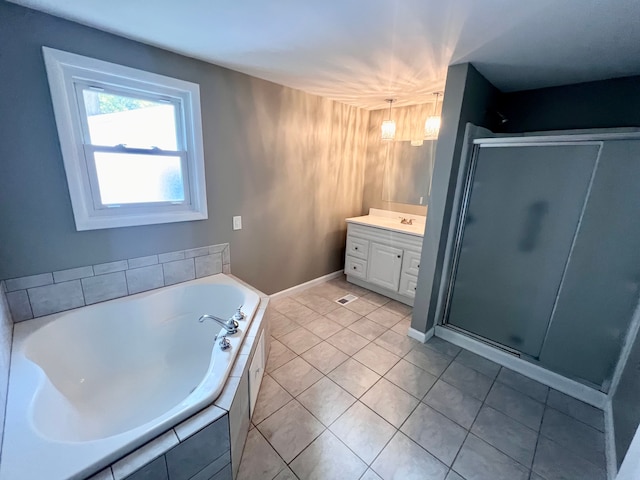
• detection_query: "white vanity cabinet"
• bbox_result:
[344,211,424,306]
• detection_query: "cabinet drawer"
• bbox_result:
[345,256,367,279]
[399,273,418,298]
[346,236,369,260]
[402,250,421,276]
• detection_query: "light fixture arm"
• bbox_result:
[386,98,394,119]
[432,92,441,115]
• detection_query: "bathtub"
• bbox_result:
[0,274,260,480]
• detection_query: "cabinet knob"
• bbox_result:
[414,287,417,291]
[354,247,358,250]
[417,264,420,268]
[397,255,401,259]
[353,266,357,270]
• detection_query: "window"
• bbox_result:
[43,47,207,230]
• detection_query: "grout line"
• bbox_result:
[78,276,87,307]
[249,422,296,478]
[256,278,609,479]
[537,405,608,471]
[448,367,502,474]
[264,298,416,472]
[260,282,597,478]
[530,406,546,479]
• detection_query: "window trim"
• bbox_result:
[43,47,208,230]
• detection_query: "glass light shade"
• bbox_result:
[424,115,441,138]
[381,120,396,140]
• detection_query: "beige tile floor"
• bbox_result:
[237,276,607,480]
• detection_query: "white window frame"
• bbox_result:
[42,47,208,230]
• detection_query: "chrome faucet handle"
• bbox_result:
[219,335,231,351]
[232,305,245,322]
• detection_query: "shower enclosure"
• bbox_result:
[442,130,640,389]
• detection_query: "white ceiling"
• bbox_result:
[11,0,640,110]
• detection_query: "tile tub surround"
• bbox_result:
[82,287,269,480]
[3,243,230,321]
[237,276,608,480]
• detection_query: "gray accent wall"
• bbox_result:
[411,63,500,333]
[498,75,640,133]
[0,1,368,295]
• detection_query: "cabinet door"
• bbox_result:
[367,242,403,291]
[401,250,421,277]
[248,330,265,418]
[399,273,418,298]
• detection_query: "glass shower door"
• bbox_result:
[445,143,600,357]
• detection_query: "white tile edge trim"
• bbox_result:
[174,404,227,442]
[269,270,344,300]
[604,400,617,480]
[112,430,179,480]
[616,421,640,480]
[87,468,114,480]
[434,325,607,409]
[407,327,433,343]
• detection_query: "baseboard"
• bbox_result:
[408,327,433,343]
[346,275,414,307]
[269,271,343,300]
[604,399,617,480]
[435,326,607,409]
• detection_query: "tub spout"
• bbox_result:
[198,314,239,334]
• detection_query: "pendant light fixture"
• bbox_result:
[381,98,396,141]
[424,92,442,139]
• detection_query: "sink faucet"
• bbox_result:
[400,217,413,225]
[199,314,239,334]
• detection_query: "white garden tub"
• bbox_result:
[0,274,260,480]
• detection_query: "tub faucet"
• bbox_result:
[198,314,239,334]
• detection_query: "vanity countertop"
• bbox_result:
[346,208,426,237]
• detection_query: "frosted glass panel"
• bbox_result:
[446,144,599,357]
[82,90,178,150]
[94,153,184,205]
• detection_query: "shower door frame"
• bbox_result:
[438,131,640,358]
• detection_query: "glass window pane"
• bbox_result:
[82,89,179,150]
[94,152,185,205]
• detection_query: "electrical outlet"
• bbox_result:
[233,216,242,230]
